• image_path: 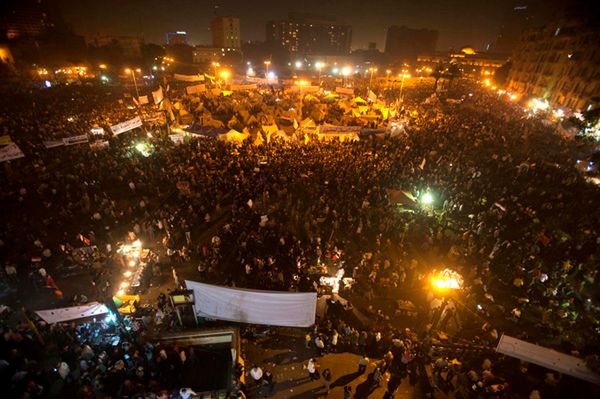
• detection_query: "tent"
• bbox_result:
[353,96,368,105]
[318,125,361,142]
[184,124,227,138]
[218,129,249,144]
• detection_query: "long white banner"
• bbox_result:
[174,73,204,82]
[63,134,89,146]
[185,280,317,327]
[0,143,25,162]
[43,140,64,149]
[35,302,109,324]
[111,116,143,135]
[336,87,354,95]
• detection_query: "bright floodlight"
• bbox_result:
[432,269,463,291]
[421,191,434,205]
[295,61,303,68]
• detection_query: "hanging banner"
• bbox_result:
[43,140,65,149]
[174,73,204,82]
[138,95,149,105]
[336,87,354,96]
[0,143,25,162]
[152,87,164,105]
[90,127,105,135]
[169,133,185,144]
[186,280,317,327]
[186,84,206,95]
[111,116,143,135]
[142,112,164,122]
[63,134,89,146]
[0,135,12,145]
[35,302,109,324]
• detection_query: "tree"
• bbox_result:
[431,63,444,93]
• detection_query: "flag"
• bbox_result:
[132,97,139,106]
[0,135,11,145]
[368,90,377,102]
[293,118,299,130]
[419,158,427,170]
[152,87,164,105]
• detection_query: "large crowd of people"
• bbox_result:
[0,76,599,398]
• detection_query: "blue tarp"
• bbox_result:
[184,124,227,138]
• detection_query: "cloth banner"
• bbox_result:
[142,112,163,122]
[368,90,377,101]
[319,126,361,135]
[91,127,105,135]
[185,280,317,327]
[246,77,269,84]
[186,84,206,95]
[0,143,25,162]
[43,140,65,149]
[138,95,149,105]
[35,302,109,324]
[63,134,89,146]
[111,116,143,135]
[0,135,12,145]
[336,87,354,96]
[152,87,164,105]
[174,73,204,82]
[230,84,257,91]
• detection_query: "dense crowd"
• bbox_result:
[0,78,599,398]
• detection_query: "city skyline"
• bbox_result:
[58,0,518,51]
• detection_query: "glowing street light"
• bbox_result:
[211,61,220,77]
[432,269,464,291]
[99,64,107,69]
[124,68,140,99]
[368,67,378,90]
[295,60,303,69]
[264,60,271,78]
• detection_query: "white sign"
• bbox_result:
[138,95,149,105]
[152,87,164,105]
[169,134,185,144]
[230,84,257,91]
[90,127,105,135]
[111,116,143,135]
[63,134,89,146]
[0,143,25,162]
[43,140,65,149]
[186,84,206,95]
[174,73,204,82]
[186,280,317,327]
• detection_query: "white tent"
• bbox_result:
[35,302,109,324]
[218,129,249,144]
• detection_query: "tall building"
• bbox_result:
[211,17,240,49]
[507,4,600,112]
[0,0,60,39]
[88,36,144,59]
[266,13,352,55]
[385,26,438,62]
[166,31,188,46]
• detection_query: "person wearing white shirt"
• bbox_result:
[307,358,319,380]
[250,364,263,385]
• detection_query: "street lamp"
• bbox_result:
[211,61,220,77]
[296,80,309,118]
[386,69,391,88]
[399,70,410,102]
[368,67,378,91]
[315,62,323,83]
[125,68,140,100]
[341,66,351,86]
[264,60,271,78]
[219,70,230,84]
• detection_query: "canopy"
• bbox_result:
[186,280,316,327]
[218,129,249,144]
[35,302,109,324]
[353,96,367,104]
[185,124,227,138]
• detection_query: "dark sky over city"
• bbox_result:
[58,0,516,50]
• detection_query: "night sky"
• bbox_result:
[59,0,515,50]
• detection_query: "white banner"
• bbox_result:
[152,87,164,105]
[174,73,204,82]
[111,116,143,135]
[138,95,149,105]
[35,302,109,324]
[230,84,257,91]
[43,140,65,149]
[336,87,354,95]
[186,84,206,95]
[169,133,185,144]
[90,127,105,135]
[63,134,89,146]
[186,280,316,327]
[0,143,25,162]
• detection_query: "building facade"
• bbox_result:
[211,17,240,49]
[507,16,600,112]
[418,48,508,77]
[266,14,352,55]
[87,36,144,59]
[166,31,188,46]
[385,26,438,62]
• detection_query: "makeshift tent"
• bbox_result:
[218,129,249,144]
[253,134,265,146]
[35,302,109,324]
[186,280,316,327]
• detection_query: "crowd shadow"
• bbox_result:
[330,370,362,389]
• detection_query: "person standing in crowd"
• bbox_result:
[307,358,319,381]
